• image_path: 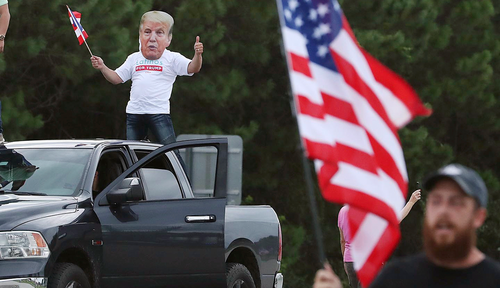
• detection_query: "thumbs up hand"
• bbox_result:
[194,36,203,55]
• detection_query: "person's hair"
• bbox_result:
[140,11,174,35]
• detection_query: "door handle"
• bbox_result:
[185,215,216,223]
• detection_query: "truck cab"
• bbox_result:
[0,139,283,288]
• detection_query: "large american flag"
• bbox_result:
[277,0,431,286]
[67,6,89,45]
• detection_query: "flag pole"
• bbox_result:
[300,147,327,265]
[275,0,327,266]
[83,39,93,57]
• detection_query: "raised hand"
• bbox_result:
[194,36,203,55]
[410,189,422,204]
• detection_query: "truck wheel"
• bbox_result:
[226,263,256,288]
[48,263,91,288]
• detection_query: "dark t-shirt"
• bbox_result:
[370,253,500,288]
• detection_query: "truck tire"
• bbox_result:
[48,263,91,288]
[226,263,256,288]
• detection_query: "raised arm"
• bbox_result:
[187,36,203,74]
[90,56,123,85]
[0,4,11,53]
[400,189,421,223]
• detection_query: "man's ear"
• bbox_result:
[473,207,487,229]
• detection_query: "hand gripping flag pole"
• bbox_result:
[66,5,93,57]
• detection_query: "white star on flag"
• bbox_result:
[289,0,299,11]
[295,17,304,27]
[319,23,331,35]
[317,3,329,17]
[317,45,329,57]
[309,9,318,21]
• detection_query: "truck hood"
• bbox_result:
[0,194,79,231]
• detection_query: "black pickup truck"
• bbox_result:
[0,138,283,288]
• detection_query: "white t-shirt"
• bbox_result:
[115,49,193,114]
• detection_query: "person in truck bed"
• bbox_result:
[90,10,203,146]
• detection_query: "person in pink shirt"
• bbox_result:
[338,205,360,288]
[337,190,421,288]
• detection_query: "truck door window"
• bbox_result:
[134,150,183,200]
[93,151,127,199]
[178,146,218,198]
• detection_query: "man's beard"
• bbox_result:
[423,217,476,262]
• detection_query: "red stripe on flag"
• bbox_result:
[356,224,401,287]
[322,93,359,125]
[307,138,378,176]
[336,143,378,175]
[316,161,339,189]
[304,139,337,164]
[362,50,432,122]
[319,183,400,227]
[331,50,398,135]
[297,95,324,119]
[290,52,312,77]
[345,206,368,240]
[367,133,407,197]
[69,11,81,19]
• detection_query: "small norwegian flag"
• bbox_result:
[67,6,89,45]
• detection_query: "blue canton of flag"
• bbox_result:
[281,0,342,72]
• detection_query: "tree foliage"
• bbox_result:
[2,0,500,287]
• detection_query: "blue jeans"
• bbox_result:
[126,114,176,145]
[126,114,187,171]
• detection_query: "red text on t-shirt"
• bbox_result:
[136,65,163,72]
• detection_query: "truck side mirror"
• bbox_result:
[106,177,143,205]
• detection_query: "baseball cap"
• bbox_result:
[423,163,488,207]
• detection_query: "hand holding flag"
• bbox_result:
[90,56,104,70]
[66,5,93,56]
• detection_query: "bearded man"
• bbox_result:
[369,163,500,287]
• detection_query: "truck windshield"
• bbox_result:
[0,148,92,196]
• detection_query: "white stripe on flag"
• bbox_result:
[309,64,349,102]
[282,28,308,58]
[352,213,388,270]
[290,72,323,104]
[297,114,335,145]
[331,163,405,213]
[298,114,374,154]
[331,30,412,128]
